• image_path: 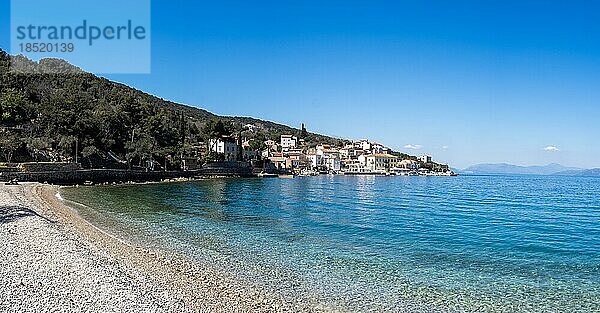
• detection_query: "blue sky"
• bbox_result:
[1,0,599,168]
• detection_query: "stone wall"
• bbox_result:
[0,160,265,185]
[0,162,82,172]
[19,162,83,172]
[0,167,256,185]
[0,165,20,172]
[0,169,192,185]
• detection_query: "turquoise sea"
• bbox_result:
[61,175,600,312]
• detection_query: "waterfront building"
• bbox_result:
[268,150,308,171]
[325,155,341,172]
[316,146,341,171]
[362,153,399,172]
[241,141,259,160]
[307,154,322,169]
[209,136,238,161]
[397,159,418,169]
[339,147,354,158]
[268,153,286,170]
[391,159,419,175]
[286,158,305,170]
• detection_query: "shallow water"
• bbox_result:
[61,175,600,312]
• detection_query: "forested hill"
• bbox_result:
[0,49,344,168]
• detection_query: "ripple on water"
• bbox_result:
[61,175,600,312]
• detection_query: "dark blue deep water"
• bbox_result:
[61,175,600,312]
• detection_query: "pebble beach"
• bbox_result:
[0,183,324,312]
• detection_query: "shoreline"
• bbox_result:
[0,166,457,187]
[0,183,328,312]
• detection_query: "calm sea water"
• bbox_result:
[61,175,600,312]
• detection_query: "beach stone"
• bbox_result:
[0,183,332,313]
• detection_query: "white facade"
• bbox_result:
[315,144,331,154]
[280,135,297,149]
[351,140,391,156]
[209,138,238,161]
[307,154,322,168]
[344,163,371,174]
[244,124,257,132]
[307,153,339,171]
[419,155,432,163]
[371,143,388,154]
[358,154,370,166]
[357,140,371,151]
[364,154,398,172]
[339,147,353,158]
[397,159,418,169]
[325,156,341,171]
[264,140,276,148]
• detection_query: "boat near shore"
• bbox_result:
[257,172,279,178]
[341,170,456,176]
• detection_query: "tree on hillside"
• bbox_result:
[81,144,100,168]
[248,138,264,152]
[0,88,31,125]
[125,131,156,169]
[0,50,353,167]
[56,135,77,162]
[0,129,21,162]
[25,137,53,162]
[202,119,231,153]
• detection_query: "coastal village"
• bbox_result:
[0,122,457,184]
[209,124,455,177]
[0,51,456,183]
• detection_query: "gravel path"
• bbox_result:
[0,184,328,312]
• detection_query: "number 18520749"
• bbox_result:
[19,43,75,53]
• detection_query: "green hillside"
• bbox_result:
[0,50,343,169]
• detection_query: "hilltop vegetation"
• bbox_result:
[0,50,343,169]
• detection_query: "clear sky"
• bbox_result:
[1,0,599,168]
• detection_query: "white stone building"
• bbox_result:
[306,154,322,169]
[280,135,297,149]
[209,136,238,161]
[360,153,398,172]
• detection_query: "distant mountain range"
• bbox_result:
[461,163,600,176]
[553,168,600,177]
